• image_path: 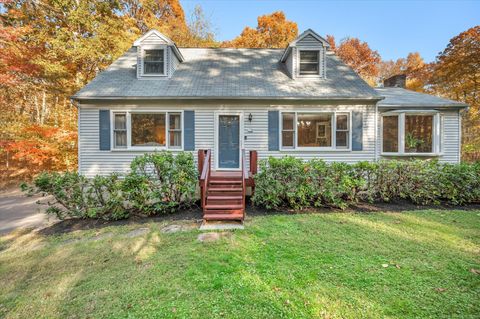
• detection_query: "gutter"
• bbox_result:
[71,95,385,102]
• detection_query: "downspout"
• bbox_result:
[71,98,81,174]
[374,102,378,162]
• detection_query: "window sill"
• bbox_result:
[381,153,443,157]
[110,147,184,152]
[280,148,352,152]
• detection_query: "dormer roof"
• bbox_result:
[280,29,330,62]
[134,29,185,62]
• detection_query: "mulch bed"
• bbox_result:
[37,199,480,236]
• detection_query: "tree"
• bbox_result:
[428,26,480,156]
[223,11,297,48]
[328,35,381,85]
[379,52,429,91]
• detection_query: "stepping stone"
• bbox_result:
[197,232,231,242]
[125,228,149,238]
[161,224,183,233]
[161,223,198,234]
[199,221,244,231]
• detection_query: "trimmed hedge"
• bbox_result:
[22,151,198,220]
[252,157,480,210]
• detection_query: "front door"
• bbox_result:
[218,115,240,169]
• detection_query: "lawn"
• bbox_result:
[0,210,479,319]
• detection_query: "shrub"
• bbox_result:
[23,151,198,219]
[252,157,480,210]
[21,172,128,220]
[123,151,197,215]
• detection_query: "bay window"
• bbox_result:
[381,111,441,155]
[281,112,351,150]
[112,111,183,150]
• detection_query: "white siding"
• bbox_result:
[142,32,168,45]
[441,111,461,163]
[79,104,377,177]
[376,110,461,163]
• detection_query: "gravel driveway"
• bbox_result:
[0,188,56,234]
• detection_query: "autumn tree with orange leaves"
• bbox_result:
[223,11,297,48]
[327,35,381,85]
[429,26,480,157]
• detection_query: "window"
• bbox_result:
[382,112,441,155]
[281,113,295,148]
[113,113,127,148]
[169,113,182,148]
[336,114,349,148]
[132,113,166,146]
[144,49,165,75]
[382,115,399,153]
[299,50,319,75]
[281,112,350,149]
[112,111,182,150]
[298,113,332,147]
[405,115,433,153]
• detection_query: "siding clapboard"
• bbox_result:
[78,104,379,177]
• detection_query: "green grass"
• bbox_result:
[0,210,479,319]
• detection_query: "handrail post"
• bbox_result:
[198,149,205,179]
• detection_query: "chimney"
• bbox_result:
[383,74,406,88]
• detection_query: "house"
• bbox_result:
[73,29,467,221]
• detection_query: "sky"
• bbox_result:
[180,0,479,62]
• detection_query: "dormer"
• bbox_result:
[133,30,185,79]
[280,29,330,79]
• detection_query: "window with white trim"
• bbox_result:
[113,113,127,148]
[281,112,350,150]
[143,49,165,75]
[112,111,182,150]
[381,111,441,155]
[299,50,320,75]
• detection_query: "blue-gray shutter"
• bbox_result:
[352,111,363,151]
[184,110,195,151]
[268,110,279,151]
[99,110,111,151]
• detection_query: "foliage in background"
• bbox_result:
[0,0,216,185]
[326,35,381,86]
[222,11,298,48]
[252,157,480,210]
[0,1,478,187]
[22,152,197,220]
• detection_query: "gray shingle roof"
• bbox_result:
[73,48,381,100]
[376,88,467,108]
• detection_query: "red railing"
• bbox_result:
[199,149,211,209]
[241,149,247,212]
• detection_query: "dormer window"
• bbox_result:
[144,49,165,75]
[299,50,320,75]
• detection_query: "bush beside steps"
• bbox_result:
[23,153,480,220]
[22,151,198,220]
[252,157,480,210]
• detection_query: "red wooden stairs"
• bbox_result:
[204,171,244,221]
[198,149,257,222]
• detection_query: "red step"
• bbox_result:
[207,195,243,201]
[205,204,243,210]
[209,179,242,185]
[208,187,242,192]
[204,213,244,221]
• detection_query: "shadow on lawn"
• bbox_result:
[36,199,480,236]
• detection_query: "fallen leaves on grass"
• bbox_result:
[469,268,480,275]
